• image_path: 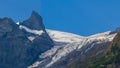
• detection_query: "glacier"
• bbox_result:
[28,29,116,68]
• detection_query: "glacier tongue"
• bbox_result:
[28,30,116,68]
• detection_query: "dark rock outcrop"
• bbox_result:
[0,11,54,68]
[22,11,45,30]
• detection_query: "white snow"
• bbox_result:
[19,25,44,35]
[88,31,112,39]
[46,29,85,44]
[86,31,116,44]
[28,30,117,68]
[28,61,43,68]
[47,31,116,68]
[16,22,20,25]
[28,36,35,41]
[45,42,83,68]
[84,43,95,53]
[39,46,63,59]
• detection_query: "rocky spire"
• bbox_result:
[22,11,45,30]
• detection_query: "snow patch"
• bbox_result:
[45,42,83,68]
[28,61,43,68]
[40,46,63,59]
[16,22,20,25]
[28,36,35,41]
[19,25,44,35]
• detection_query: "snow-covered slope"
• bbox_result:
[28,30,86,68]
[28,30,116,68]
[46,29,85,45]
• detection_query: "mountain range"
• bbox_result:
[0,11,119,68]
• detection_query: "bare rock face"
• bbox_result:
[0,11,54,68]
[22,11,45,30]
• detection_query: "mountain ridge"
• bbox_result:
[28,29,116,68]
[0,11,54,68]
[88,30,120,68]
[21,11,45,30]
[0,11,119,68]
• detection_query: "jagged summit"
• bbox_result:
[0,11,54,68]
[21,11,45,30]
[30,11,42,20]
[0,10,119,68]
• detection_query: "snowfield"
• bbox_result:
[28,29,116,68]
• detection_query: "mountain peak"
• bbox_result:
[32,10,37,15]
[22,11,45,30]
[30,11,42,20]
[0,11,54,68]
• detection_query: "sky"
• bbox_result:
[0,0,120,36]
